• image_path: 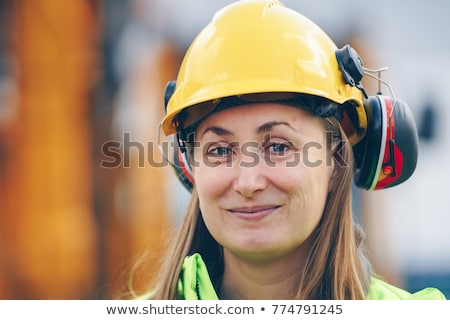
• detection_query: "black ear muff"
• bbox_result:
[353,95,385,189]
[162,80,195,192]
[172,138,194,192]
[336,45,419,190]
[353,95,418,190]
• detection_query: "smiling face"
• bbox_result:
[191,103,334,262]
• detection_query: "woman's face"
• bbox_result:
[192,103,334,261]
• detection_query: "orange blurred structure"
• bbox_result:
[99,40,180,298]
[0,0,98,298]
[0,0,179,299]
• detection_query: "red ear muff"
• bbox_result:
[336,45,419,190]
[353,95,418,190]
[172,139,194,192]
[161,80,195,192]
[353,95,385,189]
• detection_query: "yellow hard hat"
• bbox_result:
[161,0,367,144]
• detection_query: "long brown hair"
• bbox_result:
[147,115,370,299]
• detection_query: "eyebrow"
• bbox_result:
[199,126,233,139]
[199,121,296,139]
[256,121,296,134]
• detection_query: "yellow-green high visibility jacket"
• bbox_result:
[177,253,446,300]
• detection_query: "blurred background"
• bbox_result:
[0,0,449,299]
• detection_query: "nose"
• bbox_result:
[233,152,268,198]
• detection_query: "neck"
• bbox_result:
[219,247,308,300]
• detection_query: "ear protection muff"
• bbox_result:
[163,46,419,192]
[163,81,195,192]
[352,95,418,190]
[172,135,194,192]
[336,44,419,190]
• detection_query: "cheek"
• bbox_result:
[192,165,229,202]
[274,153,332,202]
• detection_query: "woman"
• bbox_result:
[146,0,446,299]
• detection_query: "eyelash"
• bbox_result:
[264,141,292,155]
[207,146,233,156]
[205,140,295,159]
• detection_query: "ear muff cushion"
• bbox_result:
[353,95,385,190]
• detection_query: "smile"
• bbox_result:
[227,205,280,220]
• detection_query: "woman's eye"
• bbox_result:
[208,146,232,156]
[205,142,236,158]
[267,142,290,154]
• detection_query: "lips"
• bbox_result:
[229,205,278,213]
[227,205,280,220]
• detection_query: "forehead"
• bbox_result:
[195,102,323,134]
